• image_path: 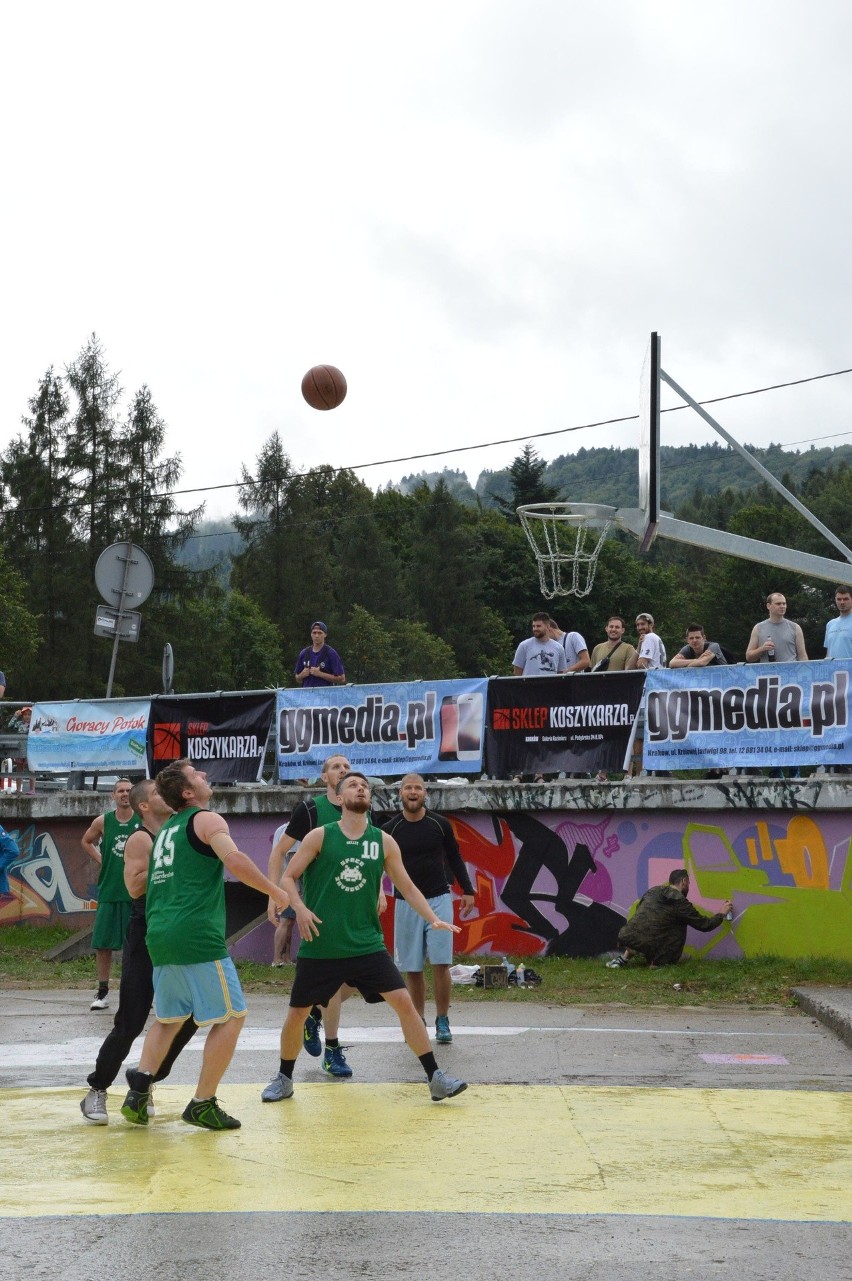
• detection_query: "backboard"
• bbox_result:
[519,330,852,594]
[638,331,661,550]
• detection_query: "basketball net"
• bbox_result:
[517,504,612,599]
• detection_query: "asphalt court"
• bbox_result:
[1,993,851,1280]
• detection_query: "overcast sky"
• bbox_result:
[4,1,852,523]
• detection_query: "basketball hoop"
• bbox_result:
[517,503,614,599]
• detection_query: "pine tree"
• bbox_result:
[494,444,560,522]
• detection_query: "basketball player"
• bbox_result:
[80,780,198,1123]
[261,772,467,1104]
[82,778,140,1010]
[267,754,384,1077]
[121,759,290,1130]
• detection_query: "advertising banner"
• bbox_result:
[27,700,150,773]
[148,694,275,783]
[276,679,487,780]
[484,672,645,777]
[642,660,852,770]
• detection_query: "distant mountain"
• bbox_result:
[393,468,479,503]
[474,442,852,512]
[172,519,243,583]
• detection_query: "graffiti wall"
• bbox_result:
[2,810,850,962]
[442,810,852,962]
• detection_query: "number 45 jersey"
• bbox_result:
[146,807,227,966]
[299,820,387,960]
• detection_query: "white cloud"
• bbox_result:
[2,0,852,521]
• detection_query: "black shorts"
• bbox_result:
[290,951,406,1009]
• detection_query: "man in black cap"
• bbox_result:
[295,622,346,688]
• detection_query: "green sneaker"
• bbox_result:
[435,1015,453,1044]
[120,1086,150,1126]
[182,1096,241,1130]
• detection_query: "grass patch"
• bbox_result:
[3,925,851,1008]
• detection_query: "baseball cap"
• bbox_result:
[311,620,328,633]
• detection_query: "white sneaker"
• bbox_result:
[429,1069,467,1101]
[90,993,109,1010]
[80,1088,108,1124]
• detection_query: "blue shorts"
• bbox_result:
[393,893,453,972]
[152,958,247,1027]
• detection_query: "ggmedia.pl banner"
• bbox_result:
[276,679,487,780]
[642,660,852,770]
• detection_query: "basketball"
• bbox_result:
[301,364,347,411]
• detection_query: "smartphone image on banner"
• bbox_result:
[438,696,459,760]
[456,691,483,759]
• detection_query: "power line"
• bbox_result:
[3,363,852,517]
[157,361,852,495]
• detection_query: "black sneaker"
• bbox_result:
[303,1012,322,1056]
[182,1096,241,1130]
[120,1087,150,1125]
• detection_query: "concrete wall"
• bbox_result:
[2,778,850,961]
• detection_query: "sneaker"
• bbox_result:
[429,1069,467,1101]
[261,1071,294,1102]
[80,1087,108,1124]
[125,1069,155,1115]
[303,1013,322,1057]
[182,1096,241,1130]
[322,1046,353,1078]
[605,954,627,969]
[120,1086,150,1125]
[90,992,109,1010]
[435,1015,453,1044]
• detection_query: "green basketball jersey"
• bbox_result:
[145,807,227,966]
[299,820,387,960]
[313,794,342,826]
[97,810,139,903]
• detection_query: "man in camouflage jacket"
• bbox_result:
[606,869,731,967]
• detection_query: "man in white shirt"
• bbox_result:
[626,612,668,778]
[512,614,568,676]
[628,613,668,670]
[546,618,590,672]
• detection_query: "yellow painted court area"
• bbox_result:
[2,1084,850,1223]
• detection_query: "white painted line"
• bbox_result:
[0,1022,821,1069]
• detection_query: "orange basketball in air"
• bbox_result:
[301,365,347,411]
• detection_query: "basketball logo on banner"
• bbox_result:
[153,723,182,760]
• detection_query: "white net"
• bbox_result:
[518,504,612,599]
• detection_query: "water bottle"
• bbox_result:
[516,962,526,987]
[766,641,775,661]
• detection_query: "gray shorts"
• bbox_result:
[393,893,453,972]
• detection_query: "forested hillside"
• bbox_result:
[477,441,852,512]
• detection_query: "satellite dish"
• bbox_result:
[95,542,154,608]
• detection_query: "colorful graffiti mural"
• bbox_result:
[0,822,97,928]
[444,811,852,961]
[2,810,850,961]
